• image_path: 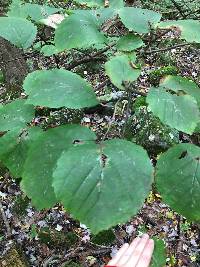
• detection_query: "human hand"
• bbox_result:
[106,234,154,267]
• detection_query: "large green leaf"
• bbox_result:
[74,0,104,7]
[21,125,96,209]
[71,8,118,27]
[55,12,107,51]
[23,69,99,108]
[74,0,124,7]
[116,34,144,51]
[53,139,153,233]
[7,0,26,18]
[0,99,35,132]
[156,143,200,221]
[147,87,200,134]
[7,0,60,22]
[160,75,200,107]
[157,20,200,43]
[105,54,141,89]
[151,238,166,267]
[119,7,161,34]
[109,0,124,8]
[23,3,60,22]
[0,17,37,49]
[40,45,62,56]
[195,122,200,133]
[0,127,42,177]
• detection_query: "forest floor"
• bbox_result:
[0,0,200,266]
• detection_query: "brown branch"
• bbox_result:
[65,57,105,70]
[95,78,110,91]
[143,43,190,55]
[65,43,116,70]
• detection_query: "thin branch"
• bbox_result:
[65,56,105,70]
[65,43,115,70]
[92,42,116,57]
[122,90,132,138]
[66,43,116,70]
[143,43,190,55]
[95,78,110,91]
[170,0,187,18]
[102,100,120,141]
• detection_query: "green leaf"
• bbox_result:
[157,20,200,43]
[55,12,107,51]
[40,45,61,56]
[7,0,27,18]
[0,99,35,132]
[156,143,200,221]
[195,122,200,133]
[109,0,124,8]
[53,139,153,234]
[0,17,37,49]
[74,0,104,7]
[116,34,144,51]
[23,3,60,22]
[147,87,200,134]
[105,54,141,89]
[0,127,42,177]
[74,0,124,8]
[151,238,166,267]
[160,75,200,108]
[91,8,118,25]
[7,1,60,22]
[21,125,96,209]
[119,7,161,34]
[23,69,99,108]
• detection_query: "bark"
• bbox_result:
[0,37,28,94]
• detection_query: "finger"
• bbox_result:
[107,243,129,265]
[135,239,154,267]
[125,234,150,267]
[116,237,141,266]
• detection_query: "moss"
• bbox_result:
[63,261,82,267]
[38,228,78,248]
[0,70,4,83]
[132,96,147,111]
[0,248,28,267]
[124,106,179,156]
[149,66,178,86]
[41,108,83,129]
[12,195,29,217]
[91,229,115,246]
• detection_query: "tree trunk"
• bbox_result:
[0,37,28,94]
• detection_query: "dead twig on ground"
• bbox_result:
[143,43,190,55]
